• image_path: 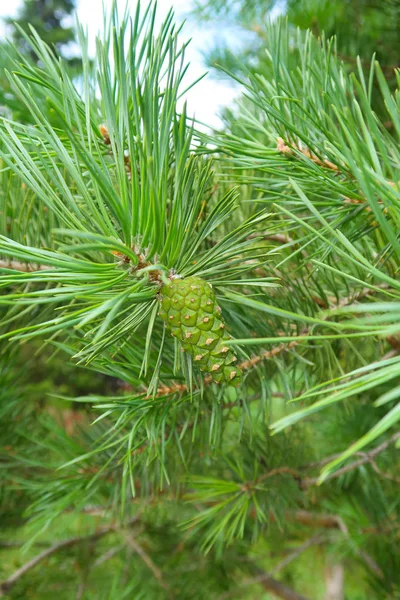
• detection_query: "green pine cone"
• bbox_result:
[158,276,241,385]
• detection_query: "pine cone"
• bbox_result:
[158,276,241,385]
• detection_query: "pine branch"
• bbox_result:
[303,432,400,486]
[152,282,392,398]
[276,137,395,203]
[123,532,171,595]
[245,569,312,600]
[0,517,140,596]
[249,432,400,491]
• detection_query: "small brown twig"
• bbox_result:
[277,137,396,214]
[255,466,304,486]
[277,137,339,172]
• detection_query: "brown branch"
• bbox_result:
[0,517,140,596]
[150,336,301,399]
[343,196,388,214]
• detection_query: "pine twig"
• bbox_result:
[303,432,400,487]
[287,512,383,579]
[0,517,140,596]
[255,570,312,600]
[250,432,400,491]
[269,534,326,575]
[276,137,395,210]
[254,466,304,486]
[92,544,125,567]
[239,568,312,600]
[123,533,171,595]
[277,137,339,172]
[218,564,312,600]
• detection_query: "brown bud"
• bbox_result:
[99,124,110,144]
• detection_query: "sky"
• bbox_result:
[0,0,241,128]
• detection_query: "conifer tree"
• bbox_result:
[191,0,400,120]
[6,0,77,61]
[1,0,80,122]
[0,4,400,599]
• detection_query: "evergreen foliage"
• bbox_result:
[191,0,400,119]
[0,3,400,599]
